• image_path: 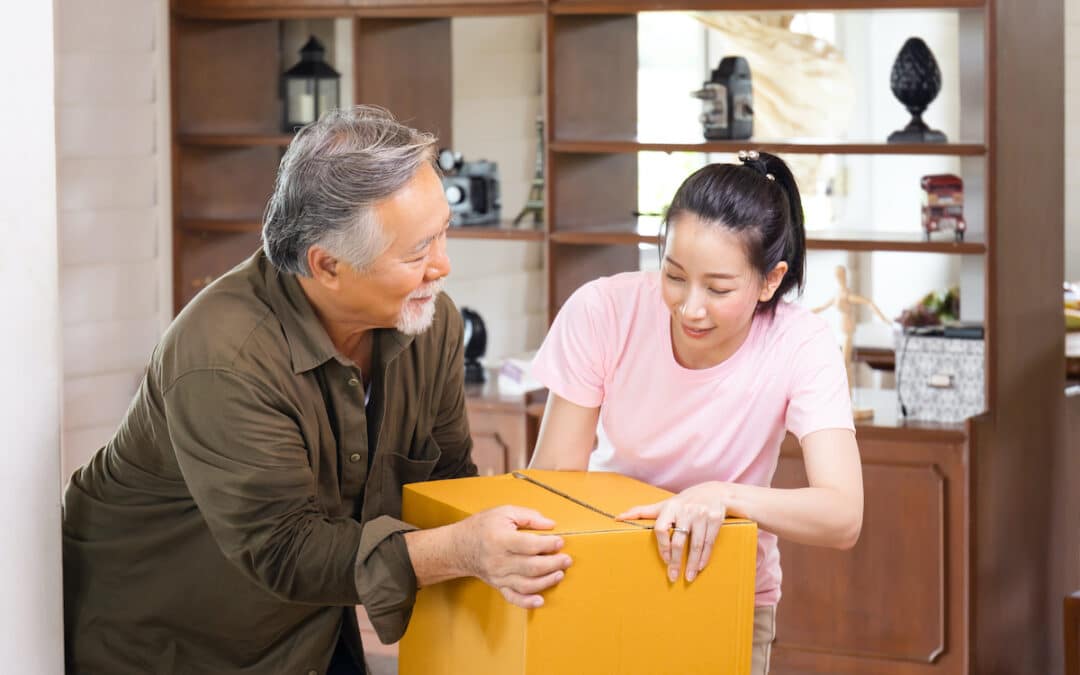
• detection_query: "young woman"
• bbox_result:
[529,151,863,674]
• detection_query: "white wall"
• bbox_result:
[0,4,64,671]
[55,0,172,478]
[1067,0,1080,281]
[445,16,547,362]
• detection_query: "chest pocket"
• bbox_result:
[367,436,442,520]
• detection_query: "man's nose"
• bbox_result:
[425,238,451,281]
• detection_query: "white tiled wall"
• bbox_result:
[55,0,170,478]
[445,16,547,362]
[1068,0,1080,281]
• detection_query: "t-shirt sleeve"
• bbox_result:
[531,281,611,409]
[785,323,856,441]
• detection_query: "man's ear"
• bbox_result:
[759,261,789,302]
[306,246,341,289]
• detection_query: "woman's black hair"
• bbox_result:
[659,152,806,315]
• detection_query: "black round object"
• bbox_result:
[461,307,487,384]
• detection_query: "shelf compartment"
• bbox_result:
[179,145,279,220]
[174,228,264,310]
[447,224,545,241]
[551,138,988,156]
[550,0,985,14]
[175,18,284,136]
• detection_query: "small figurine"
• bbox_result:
[812,266,892,421]
[920,174,966,241]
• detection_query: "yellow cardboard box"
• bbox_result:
[399,470,757,675]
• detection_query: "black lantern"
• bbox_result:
[887,37,947,143]
[282,36,340,132]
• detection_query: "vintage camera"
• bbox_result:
[690,56,753,141]
[438,149,501,227]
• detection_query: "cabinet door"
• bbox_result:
[770,433,967,675]
[174,0,351,13]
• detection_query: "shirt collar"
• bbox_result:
[260,252,415,375]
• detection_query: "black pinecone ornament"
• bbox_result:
[888,37,947,143]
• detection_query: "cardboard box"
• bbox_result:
[399,470,757,675]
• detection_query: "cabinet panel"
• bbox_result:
[771,435,967,675]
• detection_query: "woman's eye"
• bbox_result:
[708,288,733,296]
[665,273,685,283]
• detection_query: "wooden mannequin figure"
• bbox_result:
[811,265,891,420]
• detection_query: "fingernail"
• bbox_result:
[668,568,677,583]
[686,569,696,582]
[555,571,564,582]
[533,597,544,608]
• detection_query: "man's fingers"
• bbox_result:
[504,506,556,531]
[505,531,566,556]
[500,569,566,596]
[616,501,664,521]
[499,586,545,610]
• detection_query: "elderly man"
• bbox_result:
[63,106,571,674]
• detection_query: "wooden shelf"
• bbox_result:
[180,218,262,234]
[179,133,293,148]
[447,224,545,241]
[551,222,987,253]
[550,0,984,13]
[806,230,986,254]
[551,138,988,156]
[173,1,543,19]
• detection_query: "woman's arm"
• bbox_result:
[619,428,862,582]
[528,394,601,471]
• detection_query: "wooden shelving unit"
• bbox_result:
[169,0,1068,672]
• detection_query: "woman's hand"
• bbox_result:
[617,481,732,583]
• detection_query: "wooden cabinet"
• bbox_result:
[464,382,545,476]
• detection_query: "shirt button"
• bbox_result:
[350,453,362,463]
[308,670,319,675]
[347,377,360,387]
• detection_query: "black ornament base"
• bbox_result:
[464,359,486,385]
[888,123,947,144]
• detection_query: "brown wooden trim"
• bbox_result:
[179,133,293,147]
[173,1,541,18]
[550,225,987,254]
[180,218,263,234]
[447,225,545,241]
[551,139,988,156]
[551,0,983,11]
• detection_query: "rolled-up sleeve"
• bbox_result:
[165,368,417,624]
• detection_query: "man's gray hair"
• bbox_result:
[262,105,438,276]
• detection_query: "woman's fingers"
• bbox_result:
[683,508,710,581]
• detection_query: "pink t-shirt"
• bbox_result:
[531,271,855,606]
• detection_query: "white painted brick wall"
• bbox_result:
[447,16,547,363]
[1067,0,1080,281]
[55,0,169,478]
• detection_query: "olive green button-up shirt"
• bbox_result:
[62,251,476,674]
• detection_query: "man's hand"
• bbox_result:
[404,506,572,609]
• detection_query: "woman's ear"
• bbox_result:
[759,261,789,302]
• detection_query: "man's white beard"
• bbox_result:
[396,279,444,335]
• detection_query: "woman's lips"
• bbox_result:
[681,323,714,339]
